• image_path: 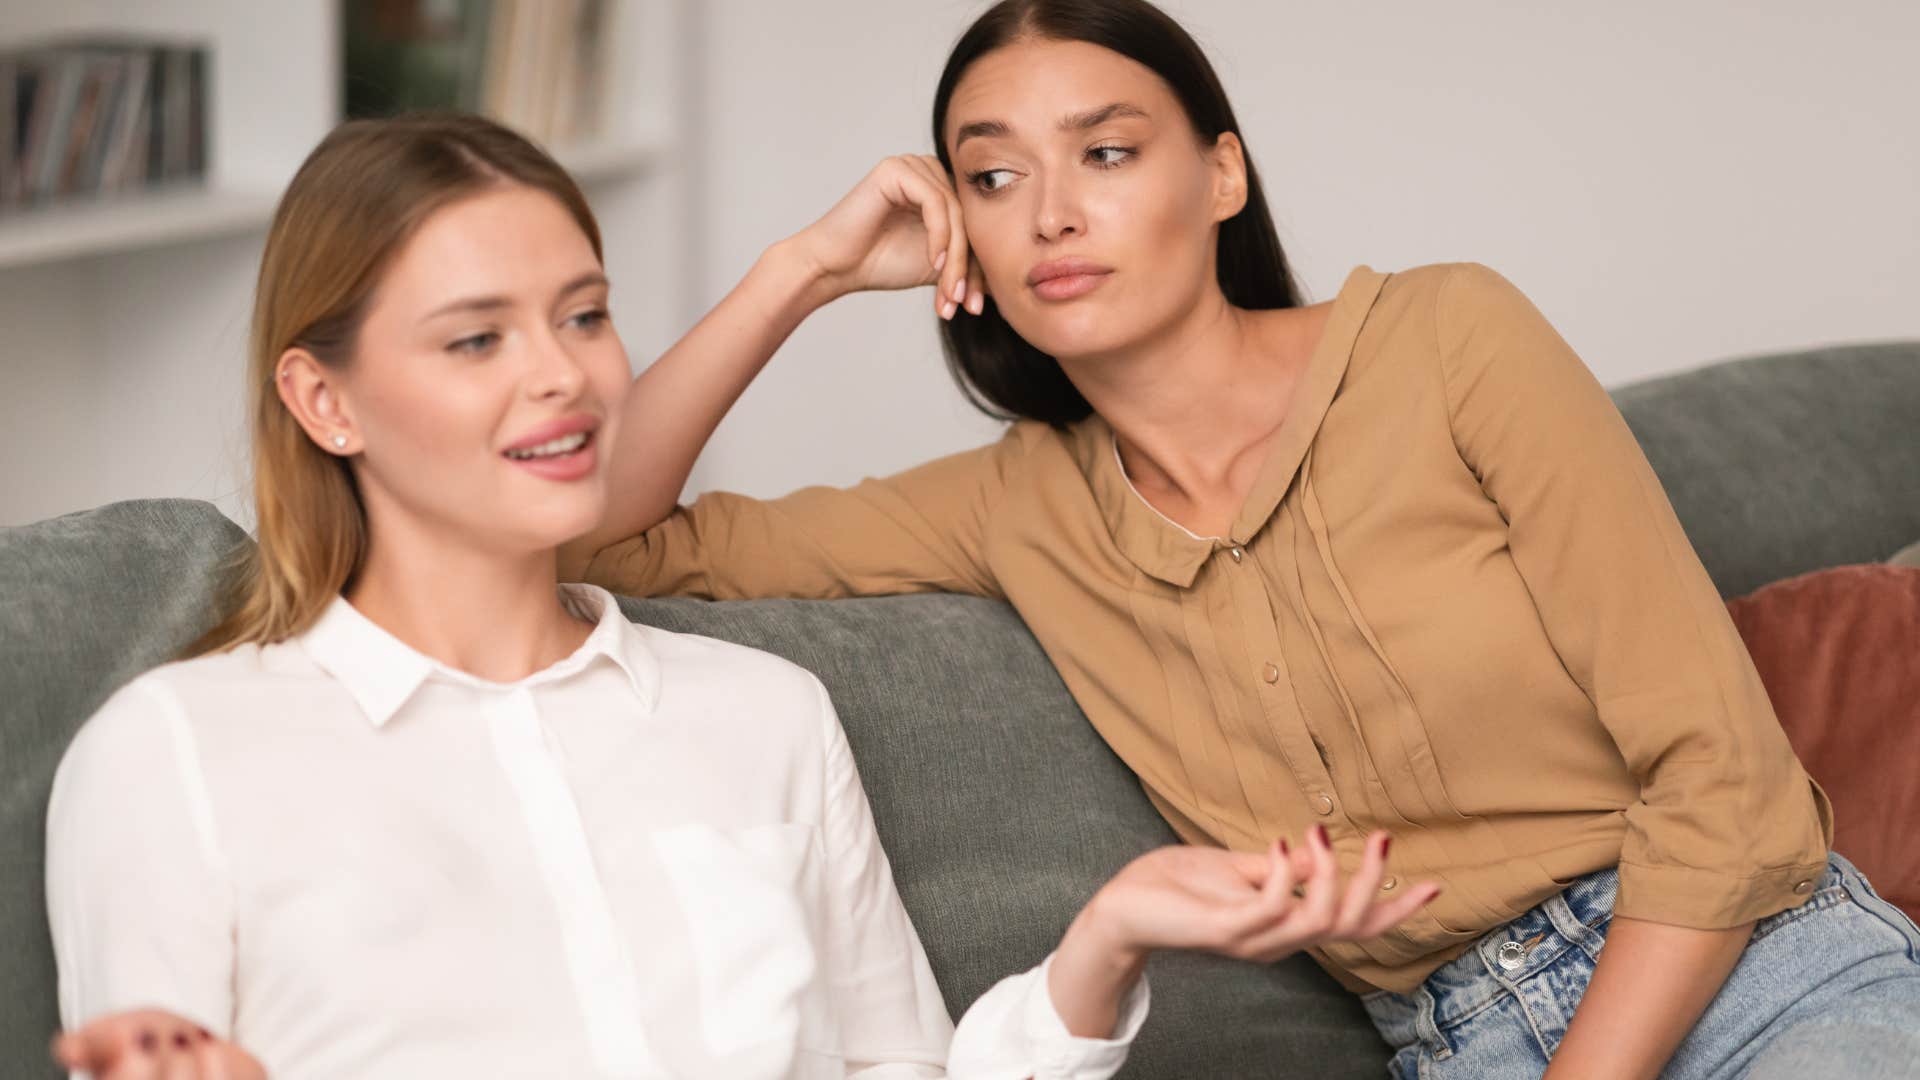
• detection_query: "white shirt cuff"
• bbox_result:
[1021,952,1151,1079]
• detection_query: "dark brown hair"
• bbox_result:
[931,0,1301,426]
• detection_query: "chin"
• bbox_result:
[1010,306,1143,361]
[508,494,608,555]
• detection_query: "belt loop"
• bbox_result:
[1413,984,1452,1059]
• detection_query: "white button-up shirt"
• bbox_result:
[46,585,1146,1078]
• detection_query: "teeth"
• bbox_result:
[505,431,589,460]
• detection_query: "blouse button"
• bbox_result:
[1228,546,1244,563]
[1314,793,1335,815]
[1794,879,1814,895]
[1262,662,1280,684]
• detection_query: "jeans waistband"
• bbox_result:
[1362,866,1620,1047]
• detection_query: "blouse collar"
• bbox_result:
[1078,265,1389,588]
[299,583,661,727]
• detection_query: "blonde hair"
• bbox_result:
[193,113,603,655]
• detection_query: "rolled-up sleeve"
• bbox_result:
[1433,262,1832,929]
[582,427,1033,603]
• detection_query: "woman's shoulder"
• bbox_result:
[634,622,815,685]
[631,622,832,717]
[59,643,310,766]
[1375,261,1543,328]
[51,649,269,813]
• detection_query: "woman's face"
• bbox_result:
[944,38,1245,360]
[312,185,630,557]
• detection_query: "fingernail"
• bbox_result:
[941,301,957,320]
[968,291,985,315]
[1314,824,1329,846]
[197,1027,212,1042]
[1277,837,1289,855]
[1381,836,1392,859]
[173,1031,192,1049]
[138,1030,158,1053]
[934,251,947,272]
[952,279,968,304]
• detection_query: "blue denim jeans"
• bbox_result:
[1361,853,1920,1078]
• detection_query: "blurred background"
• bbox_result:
[1,0,1915,527]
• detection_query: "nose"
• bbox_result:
[1032,170,1086,243]
[525,327,588,403]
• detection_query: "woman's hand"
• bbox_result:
[52,1009,266,1079]
[1048,826,1439,1037]
[787,154,987,319]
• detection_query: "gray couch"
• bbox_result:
[4,343,1917,1077]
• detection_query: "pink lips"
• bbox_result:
[1026,257,1113,302]
[501,413,599,483]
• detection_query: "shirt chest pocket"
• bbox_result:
[650,822,838,1069]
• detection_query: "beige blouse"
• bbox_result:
[585,263,1833,993]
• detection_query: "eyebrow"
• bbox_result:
[952,101,1151,150]
[421,270,610,322]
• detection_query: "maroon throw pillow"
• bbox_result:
[1726,564,1920,923]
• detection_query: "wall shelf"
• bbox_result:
[0,135,671,272]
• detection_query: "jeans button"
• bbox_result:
[1496,941,1526,971]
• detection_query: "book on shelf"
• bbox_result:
[0,37,208,215]
[345,0,611,149]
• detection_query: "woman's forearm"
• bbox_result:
[562,239,838,576]
[1048,897,1149,1038]
[1545,916,1753,1078]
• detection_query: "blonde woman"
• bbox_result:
[44,113,1435,1080]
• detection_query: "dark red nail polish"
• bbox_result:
[1277,837,1289,855]
[137,1030,157,1053]
[1381,836,1392,859]
[1314,824,1329,846]
[197,1027,212,1042]
[173,1031,191,1050]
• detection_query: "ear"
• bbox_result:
[1206,131,1249,224]
[275,348,359,456]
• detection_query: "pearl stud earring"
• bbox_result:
[331,434,348,450]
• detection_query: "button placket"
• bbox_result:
[1234,526,1347,837]
[486,689,660,1075]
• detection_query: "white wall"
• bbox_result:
[683,0,1920,501]
[0,0,337,526]
[4,1,1915,524]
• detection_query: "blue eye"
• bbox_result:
[449,332,499,355]
[568,308,610,331]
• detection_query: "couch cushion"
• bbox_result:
[0,499,249,1079]
[0,500,1386,1076]
[623,594,1389,1076]
[1726,564,1920,922]
[1614,342,1920,598]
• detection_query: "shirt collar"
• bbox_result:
[299,583,660,728]
[1075,265,1389,588]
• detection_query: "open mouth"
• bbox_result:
[503,430,593,461]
